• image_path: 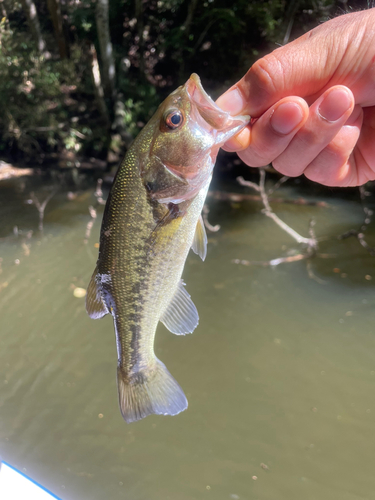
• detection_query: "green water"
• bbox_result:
[1,174,375,500]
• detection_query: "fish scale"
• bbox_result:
[86,73,249,423]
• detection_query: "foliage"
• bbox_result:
[0,0,369,165]
[0,19,89,158]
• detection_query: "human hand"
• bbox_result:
[216,8,375,187]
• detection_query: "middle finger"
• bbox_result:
[272,86,355,177]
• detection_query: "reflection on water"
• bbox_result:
[0,174,375,500]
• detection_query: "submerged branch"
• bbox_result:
[238,171,318,248]
[338,185,375,256]
[202,204,220,232]
[207,190,329,207]
[84,179,106,244]
[29,189,57,231]
[84,206,97,244]
[267,175,289,195]
[232,252,309,267]
[93,178,106,206]
[234,170,321,274]
[232,250,333,271]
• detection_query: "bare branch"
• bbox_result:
[29,189,57,231]
[232,253,308,267]
[237,176,260,192]
[207,190,329,207]
[267,175,289,195]
[202,205,220,232]
[306,261,326,284]
[84,206,97,244]
[84,179,107,244]
[243,169,318,248]
[233,169,321,276]
[338,185,375,255]
[94,178,106,205]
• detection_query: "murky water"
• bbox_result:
[1,172,375,500]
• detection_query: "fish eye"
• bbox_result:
[164,110,184,130]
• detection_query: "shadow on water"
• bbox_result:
[1,173,375,500]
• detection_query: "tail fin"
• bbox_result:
[117,359,188,423]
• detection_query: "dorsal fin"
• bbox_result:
[160,280,199,335]
[86,265,109,319]
[191,215,207,261]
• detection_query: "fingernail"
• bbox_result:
[216,88,245,115]
[318,88,352,122]
[271,102,304,135]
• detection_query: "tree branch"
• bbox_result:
[234,170,320,270]
[238,171,317,248]
[338,185,375,256]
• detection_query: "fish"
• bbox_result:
[86,74,249,423]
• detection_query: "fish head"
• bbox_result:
[143,74,249,204]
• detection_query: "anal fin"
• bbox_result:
[191,215,207,261]
[160,280,199,335]
[86,265,109,319]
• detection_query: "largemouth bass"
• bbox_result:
[86,74,249,423]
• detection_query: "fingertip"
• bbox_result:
[216,86,246,116]
[317,85,354,123]
[223,97,309,169]
[303,121,361,186]
[270,97,308,136]
[222,126,251,152]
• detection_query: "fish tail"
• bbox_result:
[117,359,188,423]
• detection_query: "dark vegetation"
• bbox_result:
[0,0,369,170]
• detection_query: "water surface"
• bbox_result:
[0,173,375,500]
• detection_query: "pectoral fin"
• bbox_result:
[86,265,109,319]
[161,280,199,335]
[191,215,207,261]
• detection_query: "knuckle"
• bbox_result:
[353,148,375,185]
[272,157,301,177]
[324,142,348,164]
[238,148,271,168]
[243,54,286,113]
[247,55,280,96]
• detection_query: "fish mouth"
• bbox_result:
[185,73,249,144]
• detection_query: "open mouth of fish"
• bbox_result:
[186,73,249,143]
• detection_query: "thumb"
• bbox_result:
[216,10,368,117]
[217,42,342,118]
